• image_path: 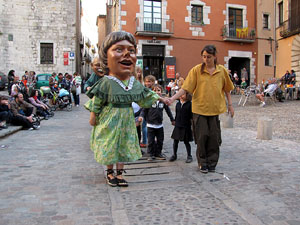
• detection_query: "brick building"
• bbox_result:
[0,0,82,77]
[98,0,260,87]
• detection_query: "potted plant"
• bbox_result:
[221,26,227,37]
[250,29,256,38]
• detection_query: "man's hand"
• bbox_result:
[27,115,33,123]
[228,105,234,117]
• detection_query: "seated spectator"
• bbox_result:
[0,95,37,130]
[256,78,282,107]
[28,90,50,120]
[286,76,296,100]
[10,77,20,97]
[290,70,296,82]
[280,70,291,85]
[241,78,247,89]
[10,93,40,130]
[0,96,9,129]
[21,75,27,88]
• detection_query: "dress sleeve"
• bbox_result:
[137,90,159,108]
[84,96,105,113]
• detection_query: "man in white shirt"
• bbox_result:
[256,78,278,107]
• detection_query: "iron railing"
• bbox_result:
[221,24,256,42]
[135,17,174,37]
[279,19,300,38]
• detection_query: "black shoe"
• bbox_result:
[116,169,128,187]
[208,166,216,173]
[199,165,208,174]
[185,156,193,163]
[169,155,177,162]
[155,153,166,160]
[106,169,118,187]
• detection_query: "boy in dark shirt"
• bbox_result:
[140,84,175,161]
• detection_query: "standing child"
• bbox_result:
[140,84,175,161]
[140,75,156,148]
[169,91,193,163]
[85,31,166,187]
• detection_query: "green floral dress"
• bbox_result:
[84,76,159,165]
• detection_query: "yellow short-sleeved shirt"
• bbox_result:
[181,64,234,116]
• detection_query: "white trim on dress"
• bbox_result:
[106,75,135,91]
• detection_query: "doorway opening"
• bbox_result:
[142,45,165,86]
[228,57,250,85]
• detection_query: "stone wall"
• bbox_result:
[0,0,78,77]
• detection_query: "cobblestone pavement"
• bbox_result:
[231,94,300,143]
[0,94,300,225]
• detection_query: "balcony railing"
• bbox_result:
[279,19,300,38]
[135,17,174,37]
[221,25,256,43]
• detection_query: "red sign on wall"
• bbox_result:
[63,52,69,58]
[166,65,175,79]
[64,58,69,66]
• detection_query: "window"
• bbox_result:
[40,43,53,64]
[229,8,243,36]
[263,14,269,29]
[278,1,283,26]
[143,0,162,32]
[265,55,271,66]
[8,34,13,41]
[191,5,203,25]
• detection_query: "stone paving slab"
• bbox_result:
[1,94,300,225]
[120,183,249,225]
[0,125,22,138]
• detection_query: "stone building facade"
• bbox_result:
[276,0,300,81]
[0,0,81,77]
[99,0,258,86]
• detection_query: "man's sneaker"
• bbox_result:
[148,156,155,161]
[208,167,216,173]
[33,125,40,130]
[169,155,177,162]
[186,156,193,163]
[260,102,266,107]
[155,153,166,160]
[199,165,208,173]
[28,127,34,131]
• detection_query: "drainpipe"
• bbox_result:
[274,0,276,78]
[254,0,257,84]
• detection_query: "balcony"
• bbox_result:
[135,17,174,37]
[221,25,256,43]
[279,19,300,38]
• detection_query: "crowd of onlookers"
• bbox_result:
[226,68,299,107]
[0,69,86,131]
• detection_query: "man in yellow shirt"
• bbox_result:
[167,45,234,173]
